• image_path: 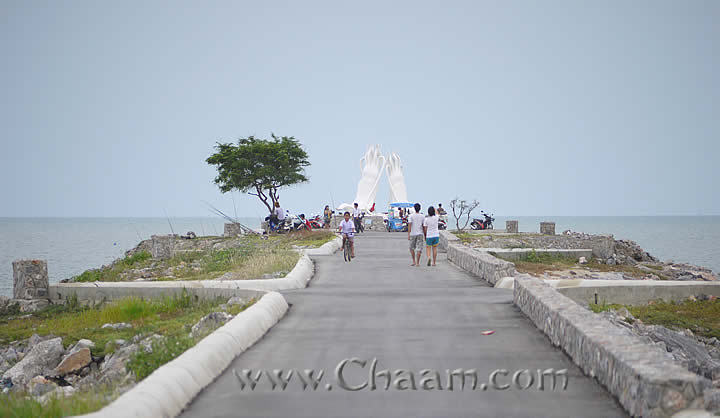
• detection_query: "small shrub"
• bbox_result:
[128,335,194,380]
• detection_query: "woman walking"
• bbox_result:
[423,206,440,266]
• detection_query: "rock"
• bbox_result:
[38,385,76,403]
[28,375,58,397]
[27,333,43,350]
[606,257,616,266]
[99,343,140,385]
[2,347,19,363]
[190,312,233,339]
[705,388,720,412]
[578,257,587,265]
[101,322,132,330]
[15,299,50,313]
[644,326,720,380]
[616,307,634,321]
[0,295,10,313]
[2,337,64,386]
[53,347,91,377]
[0,360,10,375]
[138,334,164,353]
[75,339,95,350]
[226,296,246,306]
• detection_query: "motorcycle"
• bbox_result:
[470,211,494,230]
[309,215,324,229]
[438,215,448,231]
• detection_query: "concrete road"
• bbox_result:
[181,232,626,418]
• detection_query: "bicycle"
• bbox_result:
[342,232,354,262]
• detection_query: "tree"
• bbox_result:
[450,197,480,231]
[206,134,310,214]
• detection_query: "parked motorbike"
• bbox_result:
[438,215,447,230]
[309,215,324,229]
[470,211,494,230]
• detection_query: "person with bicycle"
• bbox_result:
[338,211,356,258]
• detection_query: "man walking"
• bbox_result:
[407,203,425,266]
[353,202,362,233]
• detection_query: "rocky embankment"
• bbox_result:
[466,231,717,281]
[0,296,244,403]
[601,304,720,411]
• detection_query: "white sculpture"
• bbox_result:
[339,145,385,212]
[386,152,408,203]
[338,145,409,212]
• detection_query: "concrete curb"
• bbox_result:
[446,242,516,286]
[52,252,316,298]
[79,291,289,418]
[304,236,342,256]
[514,275,711,417]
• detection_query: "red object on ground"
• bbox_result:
[480,330,495,335]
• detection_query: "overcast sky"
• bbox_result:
[1,1,718,217]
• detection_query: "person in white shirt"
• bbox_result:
[268,201,286,233]
[407,203,425,266]
[423,206,440,266]
[352,203,361,232]
[338,211,356,258]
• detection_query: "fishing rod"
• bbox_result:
[202,201,260,235]
[163,209,175,235]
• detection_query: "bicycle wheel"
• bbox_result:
[344,239,351,262]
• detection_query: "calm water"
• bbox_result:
[0,216,718,298]
[0,217,261,298]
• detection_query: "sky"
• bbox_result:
[1,0,718,218]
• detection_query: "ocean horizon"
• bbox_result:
[1,216,718,298]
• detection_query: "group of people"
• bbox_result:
[335,202,443,266]
[407,203,441,266]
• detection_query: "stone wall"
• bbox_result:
[446,243,516,286]
[514,275,712,417]
[511,234,616,260]
[224,223,243,237]
[540,222,555,235]
[149,235,178,259]
[439,230,459,252]
[13,260,49,300]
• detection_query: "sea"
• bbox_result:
[0,216,718,298]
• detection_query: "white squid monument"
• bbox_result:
[339,145,408,212]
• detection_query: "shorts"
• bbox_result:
[343,233,354,241]
[426,237,440,247]
[409,234,424,251]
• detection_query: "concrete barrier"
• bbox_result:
[438,230,460,253]
[548,279,720,307]
[304,236,342,256]
[80,291,289,418]
[446,243,516,286]
[514,275,711,417]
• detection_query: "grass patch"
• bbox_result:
[0,291,255,357]
[70,231,333,283]
[0,293,256,416]
[590,299,720,339]
[127,334,194,380]
[0,388,110,418]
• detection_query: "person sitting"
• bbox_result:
[269,201,286,232]
[437,203,447,215]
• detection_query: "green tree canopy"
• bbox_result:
[206,134,310,213]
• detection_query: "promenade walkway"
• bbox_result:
[181,232,626,417]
